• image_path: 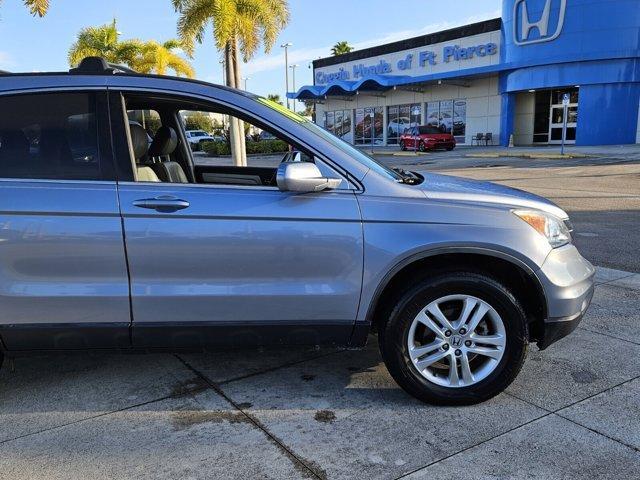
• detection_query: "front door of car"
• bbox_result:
[0,91,131,350]
[111,95,364,349]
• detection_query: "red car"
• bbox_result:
[400,126,456,152]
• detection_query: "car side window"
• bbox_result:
[0,92,108,181]
[179,108,349,189]
[115,93,350,189]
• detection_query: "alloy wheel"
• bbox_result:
[407,294,506,388]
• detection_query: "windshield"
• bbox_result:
[257,97,404,182]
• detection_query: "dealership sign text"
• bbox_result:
[315,42,498,85]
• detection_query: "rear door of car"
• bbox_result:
[0,88,131,350]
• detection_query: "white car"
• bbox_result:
[387,117,418,137]
[185,130,216,151]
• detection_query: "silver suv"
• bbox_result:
[0,58,594,405]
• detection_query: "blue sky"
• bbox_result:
[0,0,500,104]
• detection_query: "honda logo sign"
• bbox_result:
[513,0,567,45]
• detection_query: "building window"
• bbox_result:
[323,109,352,143]
[355,107,383,145]
[386,103,421,145]
[426,99,467,141]
[453,100,467,141]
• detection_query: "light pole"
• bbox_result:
[219,59,226,85]
[289,64,299,112]
[280,42,292,109]
[242,77,250,91]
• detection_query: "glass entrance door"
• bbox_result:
[548,90,578,144]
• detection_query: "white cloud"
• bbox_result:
[243,9,501,76]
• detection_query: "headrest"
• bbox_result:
[0,130,29,153]
[149,126,178,157]
[129,123,149,161]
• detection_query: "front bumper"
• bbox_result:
[535,245,596,349]
[427,141,455,150]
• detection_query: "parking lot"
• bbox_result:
[1,147,639,479]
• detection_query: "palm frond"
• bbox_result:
[176,0,216,55]
[174,0,290,67]
[162,39,182,51]
[24,0,49,17]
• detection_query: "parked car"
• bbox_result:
[0,57,595,405]
[400,126,456,151]
[185,129,216,151]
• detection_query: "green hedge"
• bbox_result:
[201,141,230,156]
[201,139,289,156]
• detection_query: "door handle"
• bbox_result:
[132,196,190,213]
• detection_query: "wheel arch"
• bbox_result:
[361,247,548,344]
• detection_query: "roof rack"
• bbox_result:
[69,56,137,75]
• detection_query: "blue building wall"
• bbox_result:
[500,0,640,145]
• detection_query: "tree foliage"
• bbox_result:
[133,40,194,77]
[68,20,194,77]
[331,41,353,56]
[183,111,214,132]
[267,93,283,105]
[23,0,49,17]
[172,0,290,62]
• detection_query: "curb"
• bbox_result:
[464,153,593,160]
[595,266,640,291]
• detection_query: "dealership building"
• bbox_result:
[289,0,640,147]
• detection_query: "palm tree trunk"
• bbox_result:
[225,42,245,167]
[231,40,247,165]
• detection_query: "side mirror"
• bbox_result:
[276,162,342,193]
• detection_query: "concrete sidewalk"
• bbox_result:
[0,267,638,479]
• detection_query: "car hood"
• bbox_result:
[417,171,568,219]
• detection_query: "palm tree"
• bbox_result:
[69,21,194,78]
[267,93,283,105]
[133,40,195,77]
[331,41,353,56]
[68,20,142,67]
[173,0,290,167]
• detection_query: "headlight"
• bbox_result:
[513,210,572,248]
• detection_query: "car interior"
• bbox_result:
[122,95,315,188]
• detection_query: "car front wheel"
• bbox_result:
[380,272,528,405]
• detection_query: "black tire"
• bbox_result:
[400,141,407,151]
[446,146,454,151]
[418,141,426,152]
[380,271,528,405]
